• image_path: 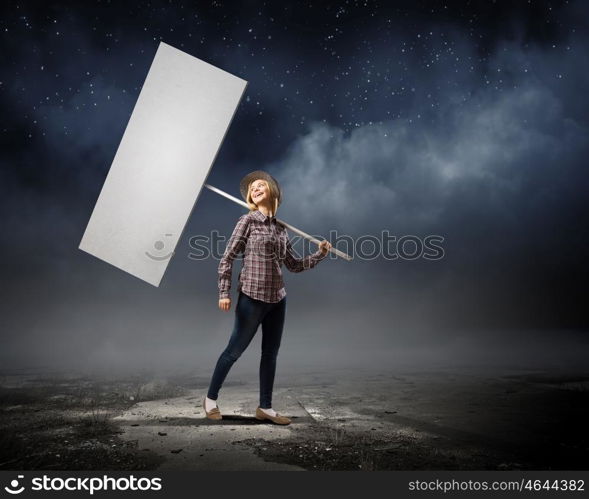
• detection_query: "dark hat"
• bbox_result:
[239,170,282,206]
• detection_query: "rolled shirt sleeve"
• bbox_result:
[283,236,328,273]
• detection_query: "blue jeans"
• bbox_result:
[207,291,287,409]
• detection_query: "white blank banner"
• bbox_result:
[79,42,247,286]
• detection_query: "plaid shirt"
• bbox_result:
[218,209,327,303]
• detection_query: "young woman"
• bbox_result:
[203,170,331,425]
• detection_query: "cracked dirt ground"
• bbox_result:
[1,367,588,470]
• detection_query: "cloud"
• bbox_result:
[269,42,588,244]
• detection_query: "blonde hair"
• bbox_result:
[246,179,279,215]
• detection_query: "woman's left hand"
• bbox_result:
[318,240,332,256]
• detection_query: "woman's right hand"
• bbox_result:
[218,298,231,311]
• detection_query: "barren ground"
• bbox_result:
[1,367,588,471]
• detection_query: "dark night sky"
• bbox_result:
[1,0,588,374]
